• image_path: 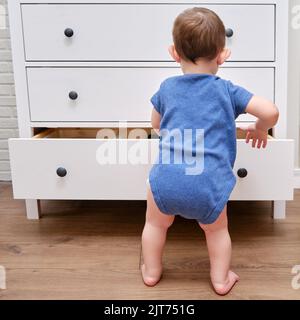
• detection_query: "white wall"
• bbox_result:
[289,0,300,167]
[0,0,18,181]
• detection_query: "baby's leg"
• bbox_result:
[141,184,175,286]
[199,206,239,295]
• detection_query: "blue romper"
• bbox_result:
[149,73,253,224]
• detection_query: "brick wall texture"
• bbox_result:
[0,0,18,181]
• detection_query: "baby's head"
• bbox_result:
[169,7,230,73]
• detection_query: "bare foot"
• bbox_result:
[141,264,162,287]
[212,271,239,296]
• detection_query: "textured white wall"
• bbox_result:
[0,0,18,181]
[0,0,299,181]
[289,0,300,166]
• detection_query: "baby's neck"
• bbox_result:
[181,59,218,76]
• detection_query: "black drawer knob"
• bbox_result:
[69,91,78,100]
[237,168,248,178]
[64,28,74,38]
[56,167,67,177]
[225,28,234,38]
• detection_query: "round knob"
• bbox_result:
[56,167,67,177]
[69,91,78,100]
[237,168,248,178]
[64,28,74,38]
[225,28,234,38]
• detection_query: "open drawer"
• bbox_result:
[9,128,158,200]
[8,128,294,201]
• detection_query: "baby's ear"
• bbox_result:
[217,48,231,65]
[168,45,181,63]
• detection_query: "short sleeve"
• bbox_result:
[150,88,162,114]
[227,81,254,119]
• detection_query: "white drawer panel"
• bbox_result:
[9,130,293,201]
[27,67,274,122]
[27,67,179,122]
[21,4,275,62]
[231,139,294,200]
[9,136,157,200]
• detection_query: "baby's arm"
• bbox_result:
[243,96,279,148]
[151,108,161,134]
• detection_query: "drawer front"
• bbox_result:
[231,139,294,201]
[27,67,274,122]
[21,4,274,62]
[9,138,293,201]
[8,138,158,200]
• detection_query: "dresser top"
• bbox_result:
[17,0,284,4]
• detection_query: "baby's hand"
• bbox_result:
[242,123,268,149]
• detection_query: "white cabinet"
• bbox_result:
[7,0,293,220]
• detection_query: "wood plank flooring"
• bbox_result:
[0,182,299,299]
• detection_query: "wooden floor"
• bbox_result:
[0,182,299,300]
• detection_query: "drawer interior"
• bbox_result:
[33,128,273,140]
[236,128,273,140]
[33,128,158,139]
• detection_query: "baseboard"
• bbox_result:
[0,173,11,181]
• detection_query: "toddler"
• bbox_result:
[141,7,279,295]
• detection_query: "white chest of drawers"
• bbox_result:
[7,0,294,220]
